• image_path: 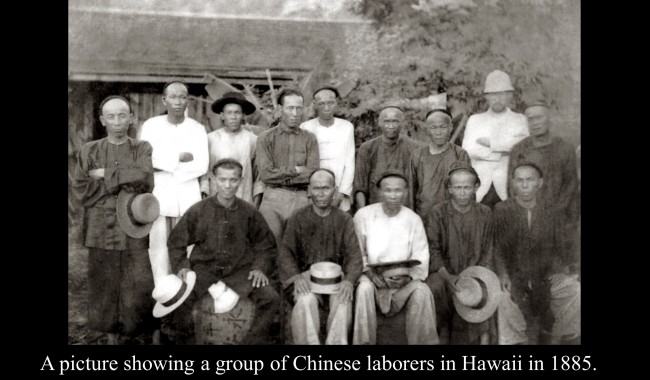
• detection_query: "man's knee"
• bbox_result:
[356,279,375,298]
[410,281,434,301]
[294,292,318,307]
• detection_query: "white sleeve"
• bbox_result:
[353,211,369,271]
[409,215,430,281]
[339,122,356,197]
[140,120,180,173]
[490,114,529,153]
[173,125,209,183]
[462,115,494,160]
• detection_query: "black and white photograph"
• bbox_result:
[68,0,581,349]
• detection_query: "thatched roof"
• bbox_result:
[68,6,370,84]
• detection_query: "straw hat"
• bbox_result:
[152,271,196,318]
[301,262,344,294]
[483,70,514,93]
[116,191,160,238]
[452,266,501,323]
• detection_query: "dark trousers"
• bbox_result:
[87,247,157,335]
[480,184,503,210]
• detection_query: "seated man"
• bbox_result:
[494,162,580,344]
[352,172,439,345]
[424,161,494,344]
[277,169,363,344]
[165,159,279,344]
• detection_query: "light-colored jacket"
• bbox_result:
[462,108,528,201]
[139,115,208,217]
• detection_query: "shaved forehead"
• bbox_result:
[379,107,404,120]
[426,111,451,124]
[310,169,335,186]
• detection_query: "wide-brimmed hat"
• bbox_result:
[208,281,240,314]
[368,259,421,279]
[452,266,501,323]
[211,91,256,115]
[484,70,514,93]
[152,271,196,318]
[116,191,160,238]
[301,262,344,294]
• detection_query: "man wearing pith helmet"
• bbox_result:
[462,70,528,209]
[72,95,158,344]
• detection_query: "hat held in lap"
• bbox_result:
[301,262,344,294]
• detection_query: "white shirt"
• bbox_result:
[300,117,355,211]
[139,115,208,217]
[353,203,429,281]
[200,127,264,204]
[462,108,528,201]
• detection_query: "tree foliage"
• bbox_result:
[337,0,580,146]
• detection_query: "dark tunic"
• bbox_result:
[424,200,494,344]
[277,205,363,288]
[493,198,568,333]
[166,196,279,344]
[353,134,421,205]
[71,137,155,335]
[408,143,470,217]
[508,136,578,221]
[256,123,320,187]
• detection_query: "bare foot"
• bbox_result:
[106,333,119,345]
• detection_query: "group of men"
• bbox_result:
[72,69,580,345]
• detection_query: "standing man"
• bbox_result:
[353,104,421,209]
[424,161,494,344]
[140,81,209,283]
[508,100,579,222]
[72,96,157,344]
[201,91,264,207]
[462,70,528,208]
[493,163,580,344]
[409,109,470,218]
[166,159,279,344]
[300,85,355,212]
[353,172,438,345]
[256,88,320,242]
[277,169,363,344]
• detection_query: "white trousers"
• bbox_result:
[291,293,352,345]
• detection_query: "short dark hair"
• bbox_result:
[424,108,452,121]
[512,162,544,178]
[309,168,336,185]
[445,169,481,189]
[163,80,189,96]
[212,158,243,177]
[312,85,339,100]
[277,88,304,106]
[376,171,409,188]
[99,95,131,115]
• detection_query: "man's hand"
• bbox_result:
[332,192,344,208]
[292,276,311,297]
[337,280,354,303]
[122,182,147,193]
[443,274,460,293]
[365,268,388,289]
[179,152,194,162]
[385,275,411,289]
[248,270,269,288]
[477,137,491,147]
[499,273,512,292]
[177,268,191,282]
[294,165,307,175]
[89,168,105,179]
